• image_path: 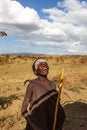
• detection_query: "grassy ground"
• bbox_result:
[0,55,87,130]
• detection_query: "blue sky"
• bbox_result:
[0,0,87,55]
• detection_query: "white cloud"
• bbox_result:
[0,0,40,24]
[0,0,87,54]
[0,0,41,36]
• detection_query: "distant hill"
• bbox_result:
[0,52,40,56]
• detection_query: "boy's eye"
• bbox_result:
[39,63,46,66]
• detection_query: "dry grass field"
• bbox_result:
[0,55,87,130]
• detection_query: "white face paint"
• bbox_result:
[34,59,46,70]
[36,62,49,76]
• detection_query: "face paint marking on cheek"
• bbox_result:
[36,63,49,76]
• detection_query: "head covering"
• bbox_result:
[34,59,46,70]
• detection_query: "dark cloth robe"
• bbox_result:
[21,79,65,130]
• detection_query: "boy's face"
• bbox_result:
[36,62,49,76]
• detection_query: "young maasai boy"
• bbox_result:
[21,58,65,130]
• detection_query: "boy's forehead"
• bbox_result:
[38,62,47,65]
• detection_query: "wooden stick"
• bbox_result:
[53,68,64,130]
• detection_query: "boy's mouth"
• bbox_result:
[43,67,48,70]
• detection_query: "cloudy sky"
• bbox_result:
[0,0,87,55]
